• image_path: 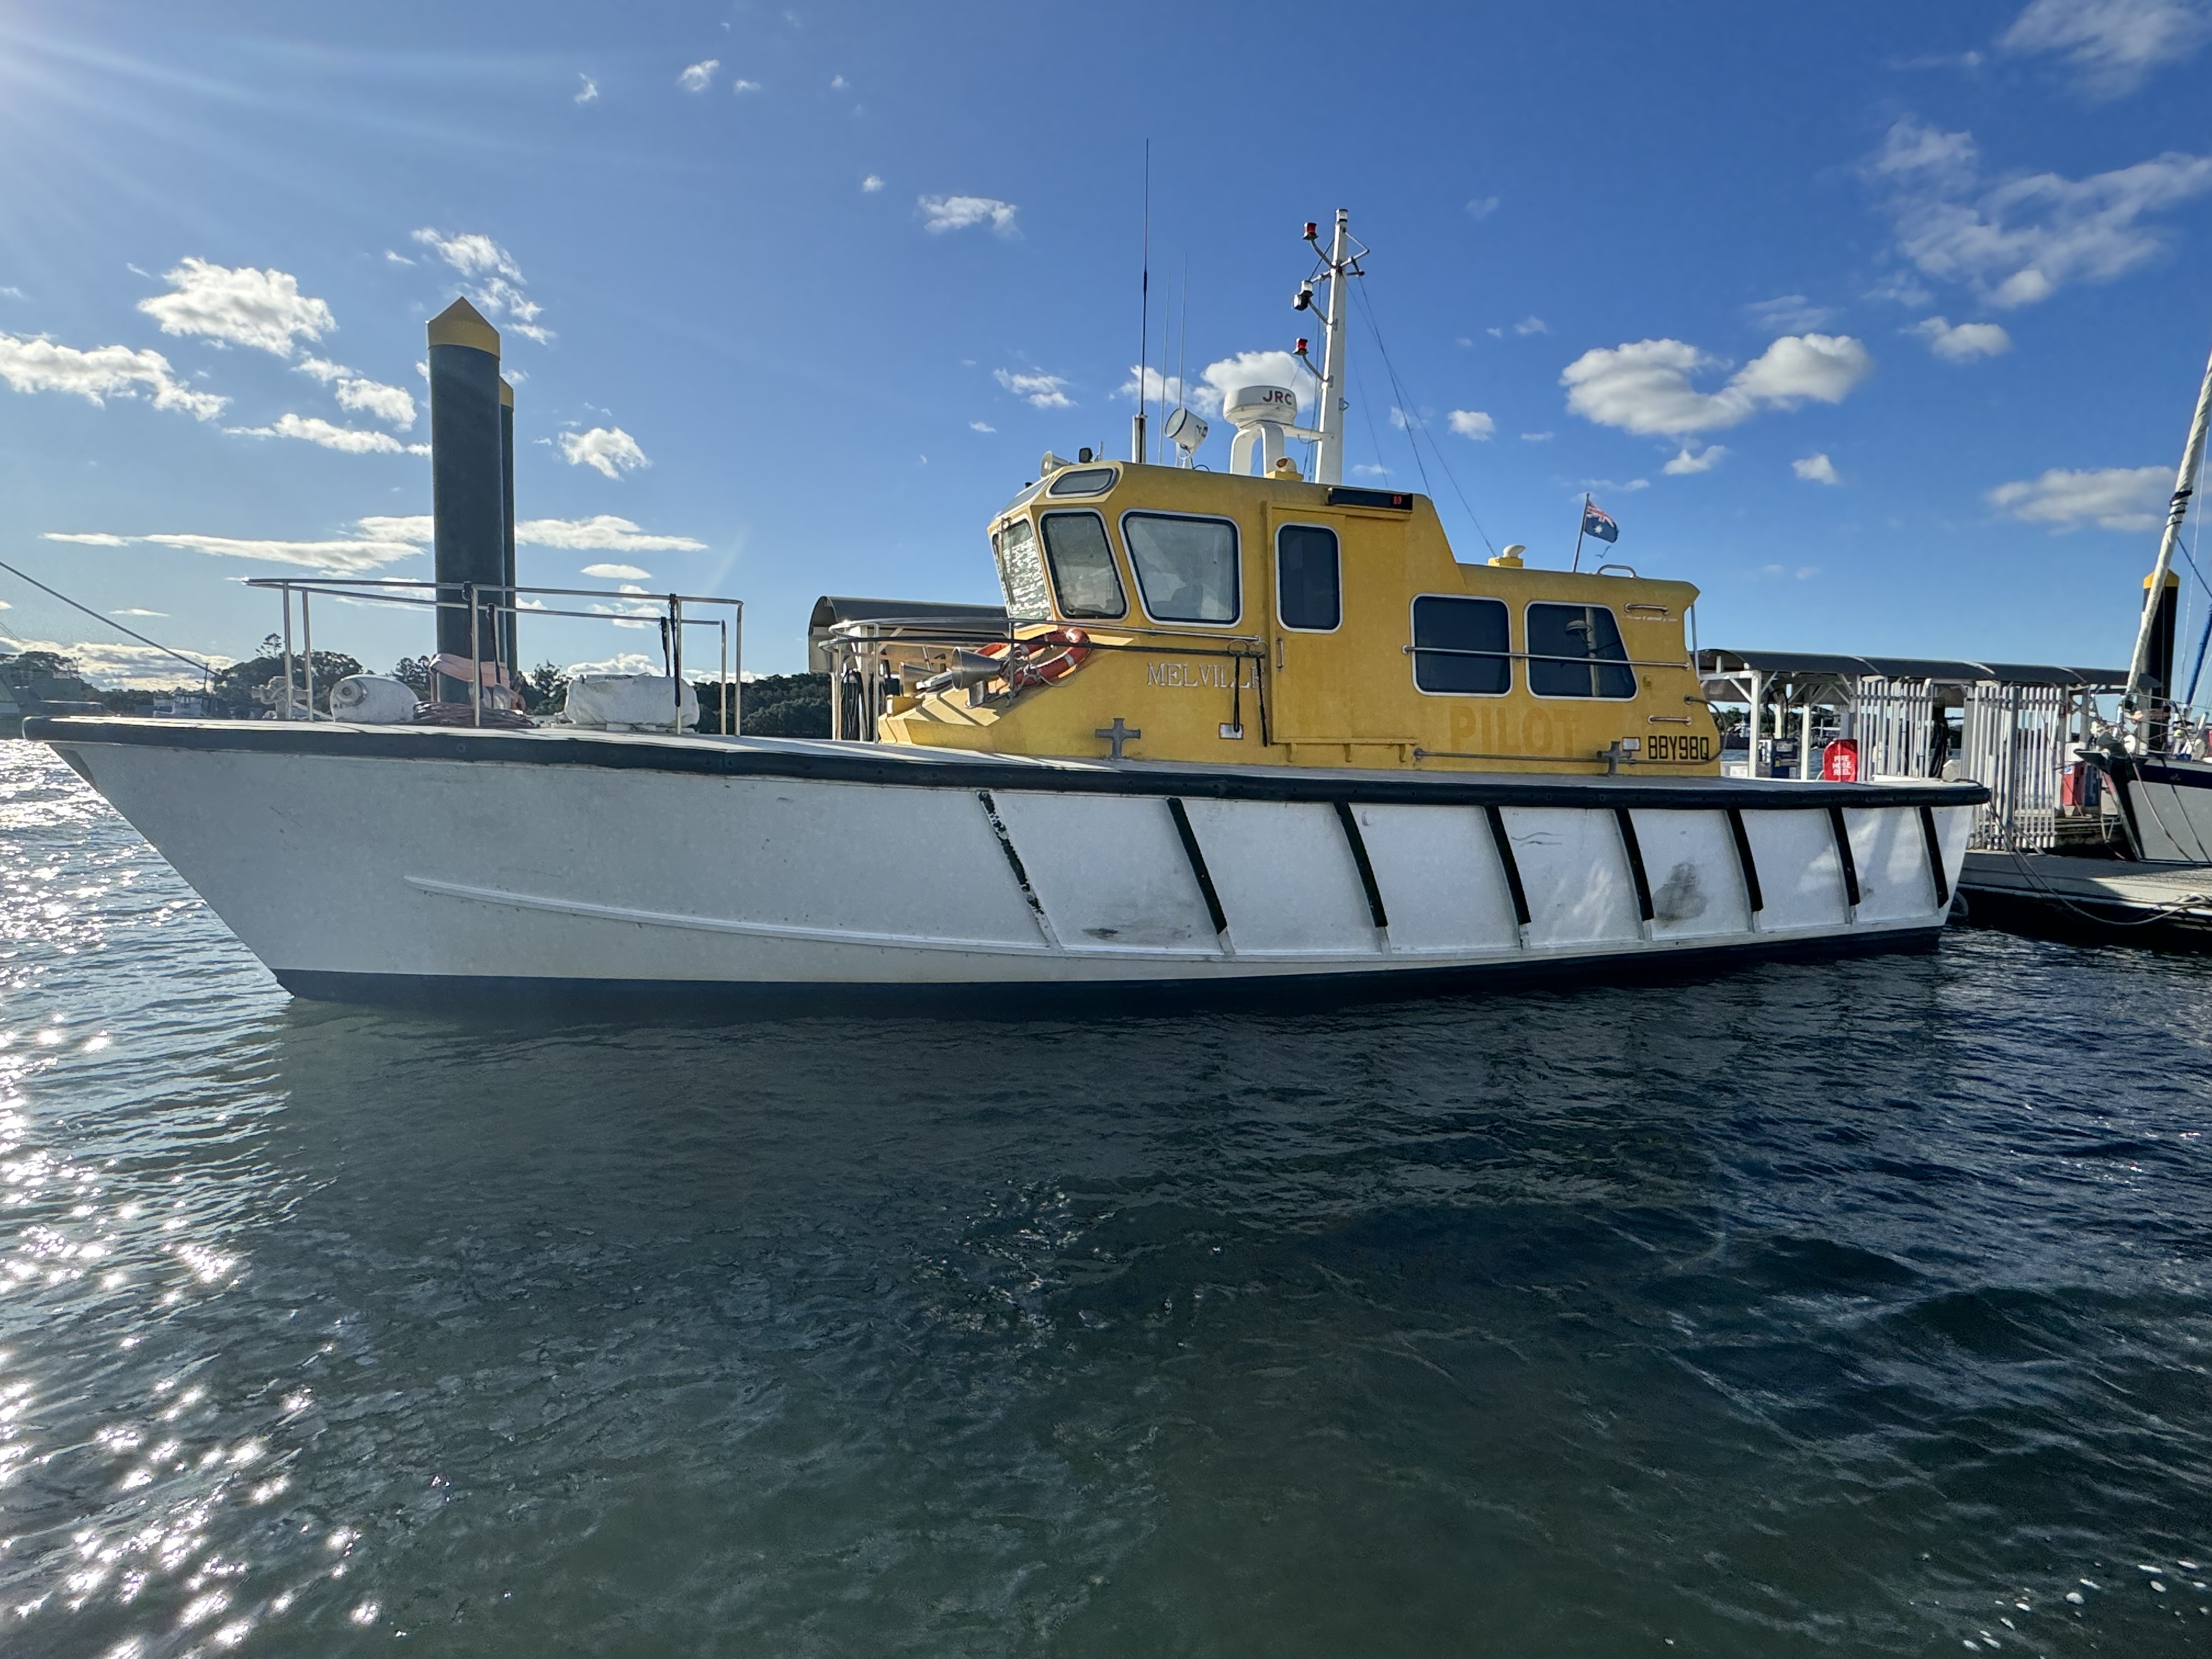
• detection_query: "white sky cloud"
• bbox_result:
[1744,294,1838,332]
[230,413,425,455]
[1513,315,1548,336]
[0,636,232,689]
[862,174,884,192]
[2001,0,2212,97]
[0,332,227,419]
[1465,196,1500,220]
[110,607,167,617]
[995,368,1072,409]
[411,229,549,342]
[969,420,995,432]
[678,59,719,92]
[1561,333,1874,436]
[732,78,761,93]
[136,531,424,573]
[334,375,416,427]
[1447,409,1494,440]
[515,515,706,552]
[136,258,334,357]
[1867,117,2212,307]
[1988,464,2168,529]
[558,426,648,478]
[42,532,129,545]
[1793,452,1843,484]
[1664,444,1728,474]
[575,74,599,104]
[580,562,652,579]
[919,195,1018,235]
[1911,316,2014,361]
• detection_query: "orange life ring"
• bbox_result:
[1011,626,1090,689]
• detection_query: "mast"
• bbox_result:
[1314,209,1351,487]
[2124,338,2212,732]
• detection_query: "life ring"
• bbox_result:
[1009,626,1090,689]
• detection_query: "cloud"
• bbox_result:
[919,195,1018,235]
[1988,464,2168,529]
[0,286,25,300]
[995,368,1072,409]
[1513,316,1548,336]
[411,229,549,342]
[1446,409,1495,440]
[0,636,233,690]
[1910,315,2014,361]
[43,532,129,545]
[514,515,706,552]
[1745,294,1838,332]
[1561,333,1874,436]
[1521,431,1554,442]
[138,531,424,573]
[732,78,761,93]
[384,250,414,266]
[831,74,848,88]
[1664,444,1728,475]
[862,174,884,192]
[1465,196,1500,220]
[334,376,417,427]
[110,608,167,617]
[136,258,334,357]
[575,74,599,103]
[679,59,719,92]
[1793,452,1843,485]
[0,332,227,418]
[1579,477,1651,493]
[1866,117,2212,307]
[580,562,652,579]
[558,426,648,478]
[230,412,424,455]
[969,420,995,432]
[2001,0,2212,96]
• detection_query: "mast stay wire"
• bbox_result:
[1349,279,1497,556]
[0,559,214,687]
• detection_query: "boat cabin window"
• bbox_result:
[1526,602,1635,698]
[991,518,1050,619]
[1122,512,1240,624]
[1276,524,1340,631]
[1039,511,1127,618]
[1411,596,1511,694]
[1045,466,1117,498]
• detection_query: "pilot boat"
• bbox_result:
[32,214,1984,1002]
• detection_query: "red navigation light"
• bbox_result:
[1303,221,1318,240]
[1295,337,1310,355]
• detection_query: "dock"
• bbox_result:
[1957,851,2212,948]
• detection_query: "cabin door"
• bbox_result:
[1265,507,1362,752]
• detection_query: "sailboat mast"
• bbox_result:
[2124,340,2212,720]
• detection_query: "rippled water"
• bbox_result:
[2,742,2209,1656]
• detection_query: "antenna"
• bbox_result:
[1178,255,1189,423]
[1132,140,1150,465]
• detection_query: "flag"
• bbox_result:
[1582,503,1620,543]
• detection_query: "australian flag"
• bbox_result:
[1582,502,1620,543]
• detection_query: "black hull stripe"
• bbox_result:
[1485,805,1534,928]
[1615,808,1656,923]
[271,926,1947,1011]
[1725,806,1765,913]
[1334,802,1390,930]
[1917,803,1950,909]
[26,718,1989,813]
[1166,798,1229,935]
[1828,805,1863,909]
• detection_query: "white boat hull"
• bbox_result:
[35,719,1982,1002]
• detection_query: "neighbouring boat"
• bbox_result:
[32,213,1983,1002]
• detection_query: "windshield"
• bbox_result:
[1040,512,1127,618]
[991,518,1050,619]
[1123,512,1239,624]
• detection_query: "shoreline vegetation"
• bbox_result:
[3,645,834,738]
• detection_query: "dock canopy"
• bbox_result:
[808,596,1009,673]
[1697,650,2128,690]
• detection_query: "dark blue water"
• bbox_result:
[1,743,2208,1656]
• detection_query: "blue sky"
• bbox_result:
[5,0,2212,682]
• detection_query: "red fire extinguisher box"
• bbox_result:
[1821,739,1860,783]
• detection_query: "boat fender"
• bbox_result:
[328,674,422,725]
[562,674,701,731]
